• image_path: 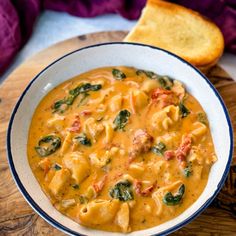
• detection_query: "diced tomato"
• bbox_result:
[134,180,142,195]
[164,150,175,161]
[80,110,92,116]
[134,180,156,197]
[141,184,156,197]
[128,156,135,164]
[93,175,107,193]
[68,115,81,132]
[176,136,192,162]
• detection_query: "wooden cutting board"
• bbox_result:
[0,31,235,235]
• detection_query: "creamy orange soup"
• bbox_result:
[28,66,217,233]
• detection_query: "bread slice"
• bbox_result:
[124,0,224,70]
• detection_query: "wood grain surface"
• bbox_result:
[0,31,235,236]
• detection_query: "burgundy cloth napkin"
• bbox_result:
[1,0,236,76]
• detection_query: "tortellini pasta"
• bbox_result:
[129,162,145,177]
[103,121,114,144]
[191,121,207,141]
[155,131,180,149]
[141,79,159,93]
[78,199,120,225]
[83,117,104,142]
[152,181,183,216]
[47,114,65,132]
[148,160,166,177]
[115,203,130,233]
[49,168,71,197]
[152,105,180,131]
[109,94,123,112]
[63,152,90,184]
[132,89,149,110]
[60,131,72,154]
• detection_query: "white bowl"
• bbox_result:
[7,43,233,236]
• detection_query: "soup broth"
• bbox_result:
[28,66,217,233]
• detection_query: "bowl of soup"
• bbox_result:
[7,43,233,235]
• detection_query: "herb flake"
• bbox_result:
[184,162,192,177]
[184,167,192,177]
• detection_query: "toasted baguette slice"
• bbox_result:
[124,0,224,69]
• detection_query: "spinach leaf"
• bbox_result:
[65,95,76,105]
[52,96,76,113]
[52,83,102,112]
[152,142,166,156]
[136,69,173,89]
[136,69,159,80]
[74,133,92,146]
[53,163,62,171]
[53,99,66,112]
[69,83,102,96]
[197,112,208,125]
[112,69,126,80]
[35,135,61,157]
[113,109,131,131]
[163,184,185,206]
[158,76,173,90]
[78,93,89,107]
[109,180,133,201]
[179,102,190,118]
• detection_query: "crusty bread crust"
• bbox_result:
[197,57,220,73]
[124,0,224,68]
